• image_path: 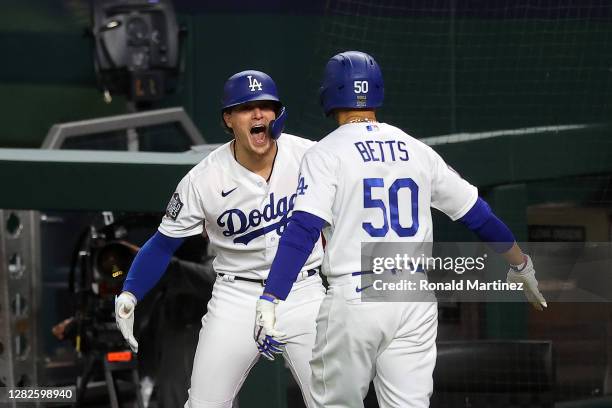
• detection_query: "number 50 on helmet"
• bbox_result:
[319,51,384,116]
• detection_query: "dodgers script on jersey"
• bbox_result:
[293,122,478,280]
[159,134,324,280]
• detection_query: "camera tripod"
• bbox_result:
[75,347,144,408]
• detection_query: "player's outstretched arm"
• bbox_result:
[253,211,325,359]
[264,211,325,300]
[114,231,184,352]
[458,198,547,311]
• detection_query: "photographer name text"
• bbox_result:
[372,279,523,292]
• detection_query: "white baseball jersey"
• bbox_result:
[293,122,478,280]
[295,122,476,408]
[159,133,324,279]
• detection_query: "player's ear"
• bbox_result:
[223,111,233,129]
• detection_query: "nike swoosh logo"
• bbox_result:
[355,284,373,293]
[221,187,238,197]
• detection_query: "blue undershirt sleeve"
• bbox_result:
[458,197,515,253]
[264,211,325,300]
[122,231,185,301]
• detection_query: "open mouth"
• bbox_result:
[250,124,268,145]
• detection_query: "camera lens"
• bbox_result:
[127,17,148,43]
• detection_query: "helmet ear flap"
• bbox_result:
[269,106,287,140]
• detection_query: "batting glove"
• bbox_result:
[115,291,139,353]
[254,295,287,361]
[507,255,547,311]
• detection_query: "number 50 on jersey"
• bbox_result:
[363,178,419,238]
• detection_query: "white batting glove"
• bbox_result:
[115,291,139,353]
[254,295,287,361]
[507,255,547,311]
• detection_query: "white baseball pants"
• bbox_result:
[309,282,438,408]
[184,274,324,408]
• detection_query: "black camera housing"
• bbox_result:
[91,0,180,102]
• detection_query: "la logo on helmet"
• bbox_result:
[247,75,263,92]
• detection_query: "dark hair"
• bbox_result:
[220,108,234,135]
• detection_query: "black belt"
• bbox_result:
[217,269,319,287]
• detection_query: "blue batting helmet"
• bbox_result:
[221,70,282,111]
[221,70,286,139]
[319,51,384,116]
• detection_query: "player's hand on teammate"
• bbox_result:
[507,255,547,311]
[254,295,287,361]
[115,291,139,353]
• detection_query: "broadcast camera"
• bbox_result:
[91,0,183,103]
[69,214,156,353]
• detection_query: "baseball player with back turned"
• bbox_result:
[114,70,325,407]
[254,51,547,408]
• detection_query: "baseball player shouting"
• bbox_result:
[115,70,325,407]
[254,51,546,407]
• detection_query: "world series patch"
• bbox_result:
[166,192,183,220]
